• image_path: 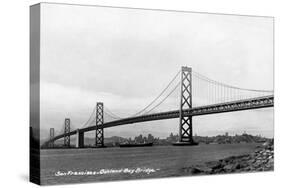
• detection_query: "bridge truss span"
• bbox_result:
[42,95,273,148]
[186,95,274,116]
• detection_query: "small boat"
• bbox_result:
[119,142,153,147]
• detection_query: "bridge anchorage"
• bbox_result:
[75,129,84,148]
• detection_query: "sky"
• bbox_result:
[39,3,274,141]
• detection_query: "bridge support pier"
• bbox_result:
[95,102,105,147]
[75,129,84,148]
[49,128,55,148]
[174,66,197,146]
[64,118,71,147]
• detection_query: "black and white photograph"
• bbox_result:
[28,2,274,186]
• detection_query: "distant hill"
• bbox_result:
[194,133,270,144]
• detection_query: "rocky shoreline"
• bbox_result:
[183,143,274,175]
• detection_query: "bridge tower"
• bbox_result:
[49,128,55,148]
[95,102,104,147]
[177,66,195,145]
[64,118,71,147]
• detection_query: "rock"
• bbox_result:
[256,159,262,163]
[220,159,227,166]
[189,167,201,174]
[263,142,270,147]
[265,164,272,168]
[242,156,251,161]
[233,163,241,170]
[197,166,212,173]
[268,158,274,164]
[213,168,224,173]
[239,162,248,169]
[184,143,274,175]
[248,159,256,164]
[253,162,261,168]
[257,167,264,171]
[190,166,212,174]
[223,164,234,172]
[224,156,236,163]
[250,153,256,158]
[206,161,222,169]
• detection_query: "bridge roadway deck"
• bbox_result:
[44,95,274,145]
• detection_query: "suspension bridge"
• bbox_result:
[42,66,274,148]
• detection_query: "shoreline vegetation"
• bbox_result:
[181,141,274,175]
